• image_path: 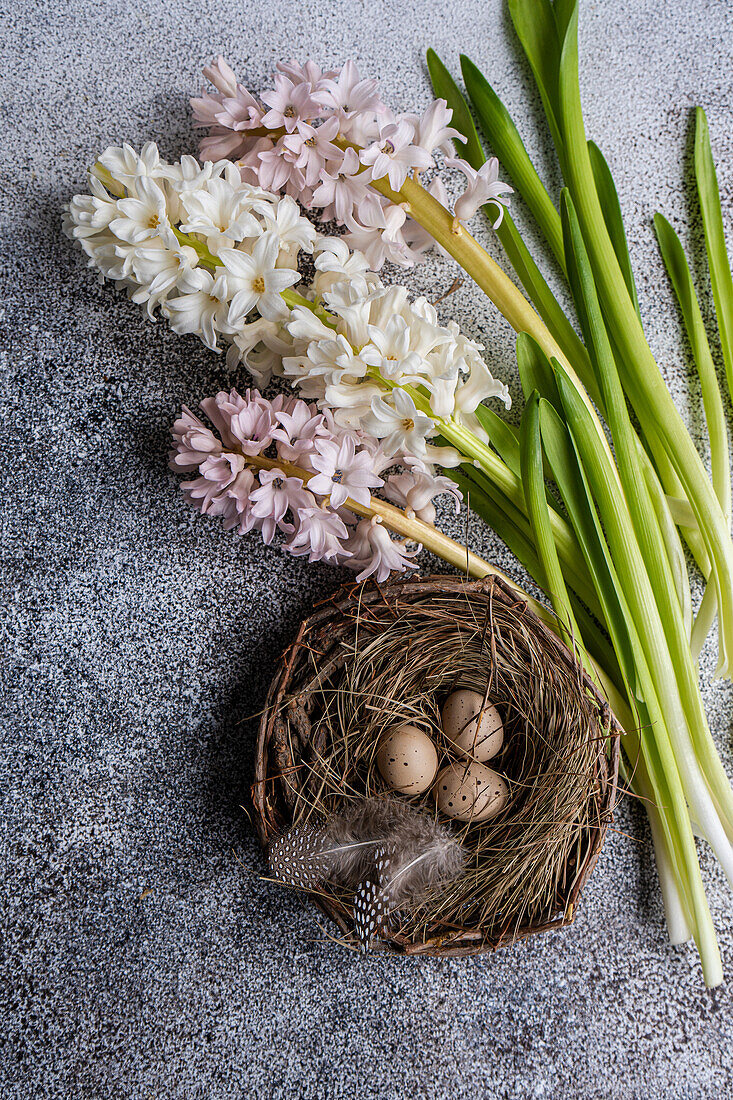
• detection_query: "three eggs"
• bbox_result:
[375,689,509,823]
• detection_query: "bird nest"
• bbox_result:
[253,574,620,956]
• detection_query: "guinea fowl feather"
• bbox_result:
[268,798,465,949]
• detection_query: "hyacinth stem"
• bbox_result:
[246,451,486,575]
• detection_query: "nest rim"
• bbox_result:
[252,573,621,957]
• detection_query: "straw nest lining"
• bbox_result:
[253,575,620,956]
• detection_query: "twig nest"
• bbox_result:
[377,724,438,795]
[255,575,620,954]
[441,689,504,762]
[435,761,509,823]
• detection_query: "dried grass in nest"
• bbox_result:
[253,574,620,956]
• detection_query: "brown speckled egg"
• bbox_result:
[441,690,503,762]
[376,724,438,795]
[434,760,509,822]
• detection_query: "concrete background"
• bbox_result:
[2,0,733,1096]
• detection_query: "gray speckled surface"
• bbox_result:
[2,0,733,1096]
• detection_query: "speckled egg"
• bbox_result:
[434,760,509,822]
[376,724,439,795]
[441,690,504,762]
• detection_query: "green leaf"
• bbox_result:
[456,461,604,623]
[425,49,485,170]
[552,0,578,42]
[495,212,604,402]
[654,211,731,519]
[506,0,564,156]
[587,140,641,319]
[694,106,733,402]
[538,398,639,695]
[516,331,562,408]
[460,53,565,270]
[451,466,542,576]
[472,404,521,479]
[520,392,580,651]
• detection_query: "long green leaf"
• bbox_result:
[516,331,562,408]
[425,49,485,170]
[496,212,604,401]
[559,189,696,665]
[542,398,719,980]
[459,458,602,621]
[587,140,641,318]
[520,392,579,650]
[460,54,565,270]
[451,466,542,578]
[425,49,598,389]
[472,405,521,479]
[695,106,733,401]
[506,0,564,156]
[654,211,731,520]
[555,0,733,680]
[455,464,619,681]
[538,397,638,695]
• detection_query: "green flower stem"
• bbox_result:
[252,452,627,708]
[247,452,491,578]
[375,172,564,355]
[368,170,620,484]
[540,400,718,977]
[280,287,335,327]
[642,429,711,576]
[169,225,219,267]
[457,462,623,688]
[441,413,608,573]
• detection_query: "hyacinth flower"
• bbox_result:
[188,23,733,985]
[170,387,475,581]
[65,142,620,720]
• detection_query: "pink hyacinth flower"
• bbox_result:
[307,435,384,508]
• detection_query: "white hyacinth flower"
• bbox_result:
[163,268,233,351]
[364,389,435,459]
[97,141,165,193]
[65,143,509,424]
[109,177,172,245]
[64,143,319,380]
[220,233,300,325]
[179,175,265,255]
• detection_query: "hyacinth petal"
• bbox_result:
[203,56,239,97]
